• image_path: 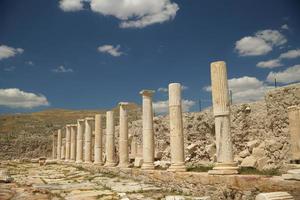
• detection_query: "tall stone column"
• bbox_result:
[208,61,238,175]
[70,124,77,162]
[61,138,65,160]
[84,117,94,163]
[76,119,84,163]
[57,129,62,160]
[168,83,186,172]
[94,114,104,165]
[65,125,71,161]
[130,135,137,159]
[52,132,57,159]
[140,90,155,170]
[118,102,130,168]
[288,106,300,162]
[105,111,117,167]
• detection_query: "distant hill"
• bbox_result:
[0,103,141,160]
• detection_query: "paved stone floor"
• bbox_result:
[0,162,208,200]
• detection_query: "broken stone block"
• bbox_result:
[255,192,294,200]
[256,157,268,171]
[282,169,300,181]
[134,157,143,168]
[0,170,13,183]
[240,156,257,168]
[247,140,258,152]
[239,149,250,158]
[252,147,265,158]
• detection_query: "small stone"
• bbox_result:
[239,149,250,158]
[134,157,143,167]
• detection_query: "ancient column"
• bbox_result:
[76,119,84,163]
[168,83,186,172]
[288,106,300,162]
[52,132,57,159]
[140,90,155,170]
[57,129,62,160]
[84,117,94,163]
[70,124,77,162]
[208,61,238,175]
[65,125,71,161]
[118,102,130,168]
[130,135,137,160]
[94,114,104,165]
[61,138,65,160]
[105,111,117,167]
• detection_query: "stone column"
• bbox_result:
[94,114,104,165]
[118,102,130,168]
[76,119,84,163]
[57,129,62,160]
[70,124,77,162]
[288,106,300,162]
[61,138,65,160]
[84,117,94,163]
[105,111,117,167]
[52,132,57,159]
[65,125,71,161]
[208,61,238,175]
[130,135,137,160]
[168,83,186,172]
[140,90,155,170]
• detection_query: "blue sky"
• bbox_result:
[0,0,300,114]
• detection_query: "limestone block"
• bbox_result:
[252,147,265,158]
[239,149,250,158]
[255,192,294,200]
[154,160,171,169]
[282,169,300,181]
[256,157,268,171]
[240,156,257,168]
[134,157,143,168]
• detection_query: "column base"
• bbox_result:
[75,160,83,164]
[93,162,104,165]
[208,162,239,175]
[84,161,92,164]
[167,164,186,172]
[104,162,117,167]
[141,163,155,170]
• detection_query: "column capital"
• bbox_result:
[288,106,299,112]
[119,102,130,108]
[77,119,85,123]
[140,90,155,97]
[85,117,94,121]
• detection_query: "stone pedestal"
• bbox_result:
[168,83,186,172]
[288,106,300,162]
[255,192,294,200]
[70,124,77,162]
[140,90,155,170]
[52,132,57,159]
[84,117,94,163]
[118,102,130,168]
[208,61,238,175]
[65,125,71,161]
[105,111,117,167]
[94,114,104,165]
[76,119,84,163]
[57,129,62,160]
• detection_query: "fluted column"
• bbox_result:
[118,102,130,168]
[288,106,300,162]
[76,119,84,163]
[168,83,186,172]
[208,61,238,175]
[84,117,94,163]
[65,125,71,161]
[57,129,62,160]
[105,111,117,167]
[52,132,57,159]
[70,124,77,162]
[94,114,104,165]
[140,90,155,170]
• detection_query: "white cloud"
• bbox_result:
[157,85,188,93]
[4,66,16,72]
[204,76,272,103]
[59,0,84,11]
[281,24,289,30]
[0,88,49,108]
[266,64,300,84]
[0,45,24,60]
[279,49,300,59]
[153,99,195,114]
[256,59,283,68]
[98,45,123,57]
[235,30,287,56]
[52,65,74,73]
[90,0,179,28]
[26,61,34,66]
